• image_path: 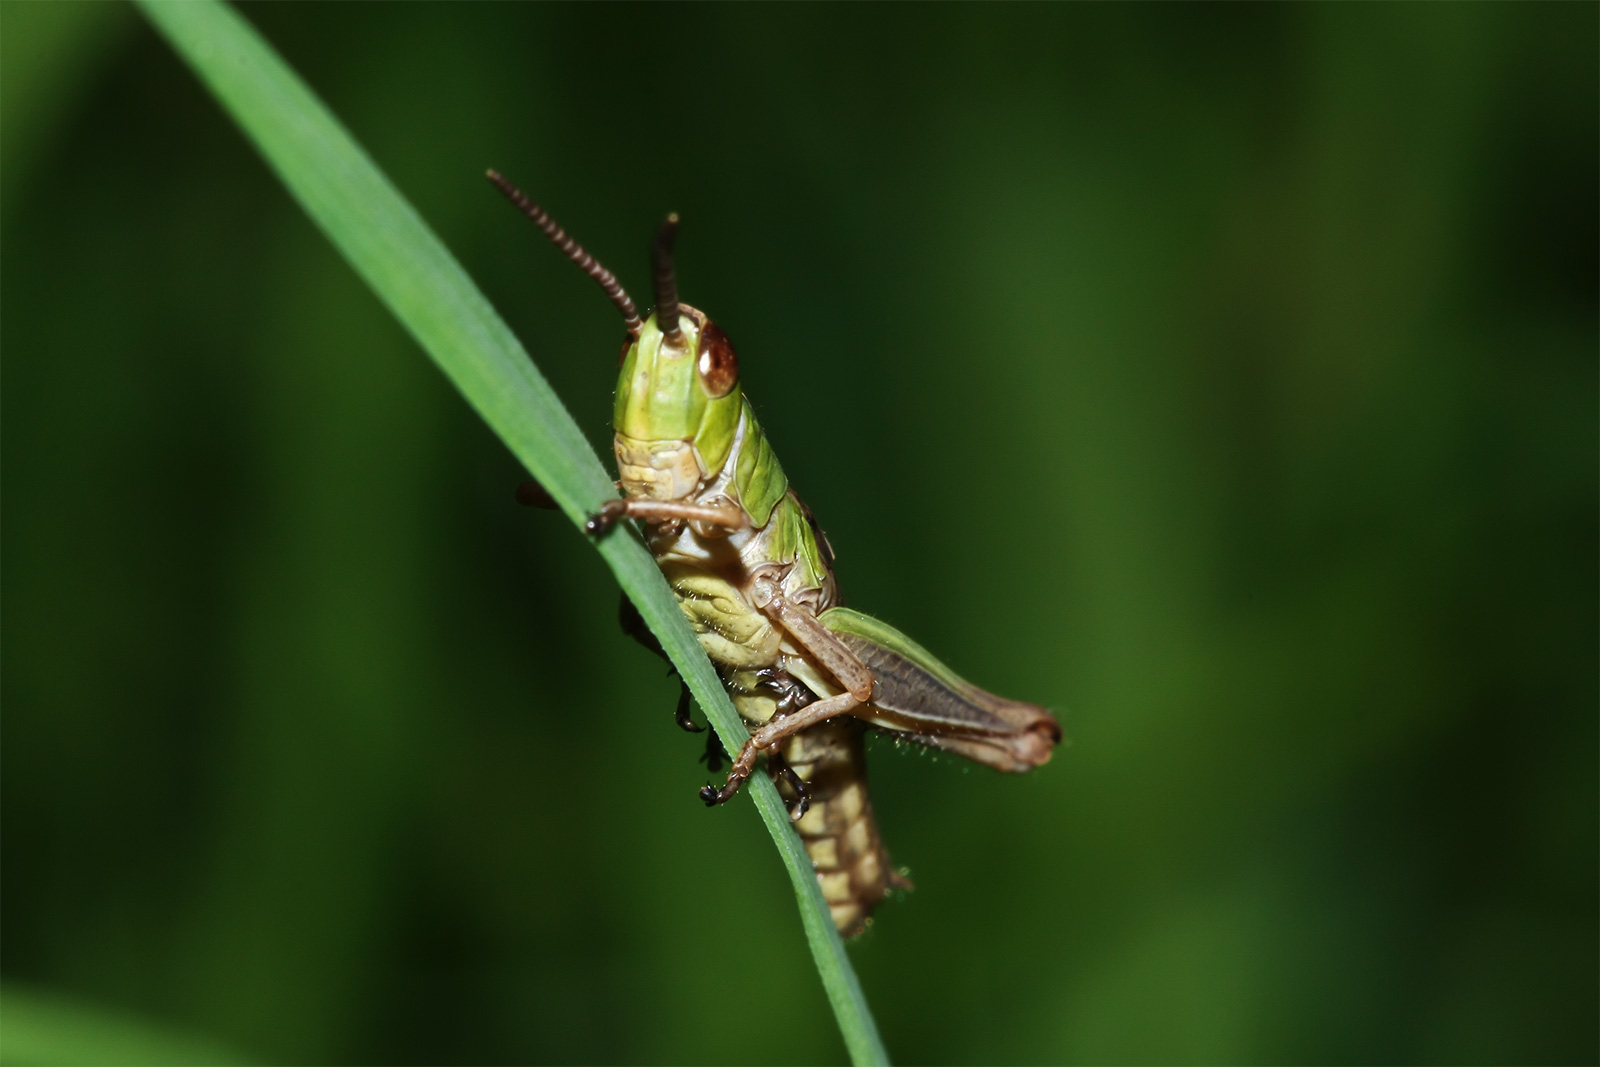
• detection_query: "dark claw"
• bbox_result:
[701,763,749,807]
[585,500,627,538]
[754,666,817,717]
[674,682,703,733]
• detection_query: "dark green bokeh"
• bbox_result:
[3,5,1595,1064]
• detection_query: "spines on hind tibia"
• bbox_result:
[778,717,906,937]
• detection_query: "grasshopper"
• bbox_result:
[491,172,1062,935]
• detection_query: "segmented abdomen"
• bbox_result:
[778,717,902,937]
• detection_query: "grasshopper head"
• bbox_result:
[611,215,744,490]
[484,175,744,493]
[613,305,741,446]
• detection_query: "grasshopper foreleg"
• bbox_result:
[700,690,862,807]
[585,498,748,537]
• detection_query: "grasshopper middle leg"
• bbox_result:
[766,747,813,821]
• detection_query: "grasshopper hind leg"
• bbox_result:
[700,665,835,810]
[699,690,863,807]
[698,742,813,821]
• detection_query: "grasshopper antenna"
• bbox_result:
[652,213,682,347]
[486,170,643,337]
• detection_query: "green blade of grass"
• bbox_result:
[134,2,888,1064]
[0,984,249,1066]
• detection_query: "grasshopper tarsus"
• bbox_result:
[674,682,703,733]
[700,760,750,806]
[584,499,628,538]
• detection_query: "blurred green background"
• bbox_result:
[3,4,1595,1064]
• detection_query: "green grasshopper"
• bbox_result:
[491,172,1062,935]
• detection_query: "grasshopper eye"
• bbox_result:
[697,322,739,398]
[618,335,633,367]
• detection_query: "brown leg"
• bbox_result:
[585,499,748,537]
[754,583,875,702]
[700,691,861,807]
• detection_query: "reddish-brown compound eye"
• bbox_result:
[697,322,739,398]
[618,335,633,367]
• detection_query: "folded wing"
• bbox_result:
[818,607,1062,773]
